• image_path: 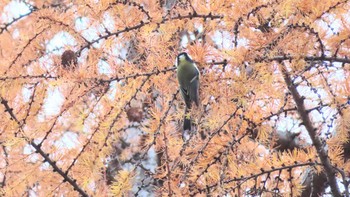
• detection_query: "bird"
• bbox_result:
[176,52,200,131]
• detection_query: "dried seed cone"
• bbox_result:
[61,50,78,69]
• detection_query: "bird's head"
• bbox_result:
[176,52,193,67]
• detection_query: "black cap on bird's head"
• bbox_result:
[176,52,194,66]
[177,52,189,59]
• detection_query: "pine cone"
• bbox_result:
[61,50,78,70]
[126,107,143,122]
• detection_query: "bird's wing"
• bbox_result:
[180,86,192,109]
[189,75,199,107]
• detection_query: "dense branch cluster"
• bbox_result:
[1,0,350,196]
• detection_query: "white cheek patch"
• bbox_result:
[176,55,186,67]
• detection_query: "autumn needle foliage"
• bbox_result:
[1,0,350,196]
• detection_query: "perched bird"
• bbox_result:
[176,52,200,131]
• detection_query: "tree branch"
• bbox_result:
[262,55,350,64]
[279,63,342,197]
[0,7,38,34]
[0,97,88,197]
[195,162,318,195]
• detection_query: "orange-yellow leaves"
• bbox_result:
[334,108,350,144]
[328,145,345,164]
[339,71,350,101]
[110,170,135,196]
[188,43,210,64]
[100,0,115,10]
[3,134,25,147]
[256,124,271,143]
[225,48,249,65]
[78,153,104,189]
[291,58,307,72]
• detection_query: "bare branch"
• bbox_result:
[280,63,342,197]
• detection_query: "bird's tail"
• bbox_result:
[183,108,191,131]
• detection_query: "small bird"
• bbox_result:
[176,52,200,131]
